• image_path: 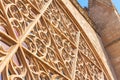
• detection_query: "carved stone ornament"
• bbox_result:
[0,0,110,80]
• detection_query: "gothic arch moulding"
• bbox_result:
[0,0,114,80]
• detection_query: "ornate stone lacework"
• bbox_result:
[43,1,79,44]
[0,0,110,80]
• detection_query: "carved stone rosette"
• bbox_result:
[0,0,110,80]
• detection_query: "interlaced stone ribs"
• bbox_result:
[0,0,109,80]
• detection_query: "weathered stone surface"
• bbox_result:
[89,0,120,79]
[0,0,116,79]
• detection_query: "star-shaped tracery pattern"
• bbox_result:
[0,0,110,80]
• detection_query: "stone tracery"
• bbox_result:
[0,0,110,80]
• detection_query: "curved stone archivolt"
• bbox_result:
[0,0,112,80]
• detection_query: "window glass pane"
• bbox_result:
[0,73,2,80]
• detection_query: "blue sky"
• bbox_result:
[77,0,120,13]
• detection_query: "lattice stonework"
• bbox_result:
[0,0,110,80]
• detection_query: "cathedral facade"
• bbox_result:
[0,0,119,80]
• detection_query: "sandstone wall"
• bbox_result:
[89,0,120,79]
